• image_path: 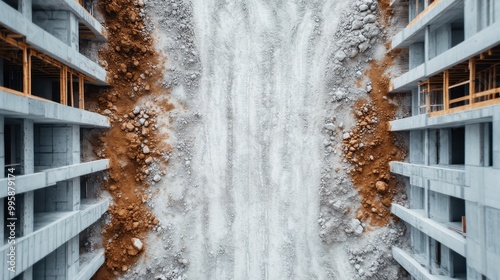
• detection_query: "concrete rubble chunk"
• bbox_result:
[153,174,162,182]
[131,237,143,251]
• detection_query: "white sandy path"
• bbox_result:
[147,1,354,279]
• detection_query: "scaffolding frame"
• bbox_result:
[418,47,500,116]
[0,27,87,109]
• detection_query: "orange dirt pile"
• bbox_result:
[342,0,407,226]
[342,55,407,227]
[86,0,173,278]
[342,1,407,227]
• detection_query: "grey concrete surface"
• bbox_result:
[0,1,107,85]
[0,199,109,279]
[0,90,110,128]
[0,159,109,198]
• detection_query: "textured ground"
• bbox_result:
[88,0,411,279]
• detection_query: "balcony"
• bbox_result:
[416,50,500,117]
[390,161,465,186]
[0,199,109,279]
[391,204,466,256]
[0,159,109,197]
[0,2,107,85]
[392,247,442,280]
[392,0,464,50]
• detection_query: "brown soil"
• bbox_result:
[342,2,407,227]
[85,0,173,278]
[342,54,407,227]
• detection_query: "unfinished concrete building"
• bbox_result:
[0,0,109,279]
[389,0,500,279]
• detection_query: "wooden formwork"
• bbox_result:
[1,26,88,110]
[417,46,500,117]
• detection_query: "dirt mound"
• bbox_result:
[342,53,407,227]
[85,0,173,278]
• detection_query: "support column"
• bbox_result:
[438,129,451,165]
[423,25,430,77]
[494,109,500,169]
[427,129,438,165]
[409,130,424,164]
[22,119,34,175]
[0,116,4,248]
[424,129,431,220]
[66,125,80,278]
[465,124,485,166]
[18,0,32,21]
[409,43,425,70]
[21,119,34,280]
[464,0,479,39]
[0,57,4,87]
[0,115,4,178]
[66,236,79,279]
[68,13,79,51]
[464,124,487,277]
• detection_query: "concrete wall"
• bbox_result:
[429,191,450,223]
[409,0,425,22]
[34,125,80,169]
[429,24,452,60]
[32,10,79,51]
[493,109,500,169]
[411,226,428,256]
[18,0,32,21]
[410,130,425,164]
[34,180,79,212]
[33,244,67,280]
[33,11,71,47]
[409,43,425,69]
[464,0,479,39]
[410,185,425,209]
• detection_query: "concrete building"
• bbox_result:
[0,0,110,279]
[389,0,500,279]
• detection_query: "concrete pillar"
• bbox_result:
[0,198,4,244]
[20,118,34,280]
[429,24,452,59]
[0,57,4,87]
[411,88,419,116]
[20,191,34,280]
[0,115,4,178]
[409,0,416,22]
[409,43,425,70]
[427,129,438,165]
[496,0,500,25]
[68,125,80,165]
[18,0,32,21]
[34,245,66,279]
[66,236,79,278]
[467,266,483,280]
[494,110,500,169]
[464,0,479,39]
[465,124,485,167]
[438,129,451,165]
[32,11,79,49]
[22,119,34,174]
[424,26,430,64]
[68,13,79,51]
[66,125,80,279]
[410,130,424,164]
